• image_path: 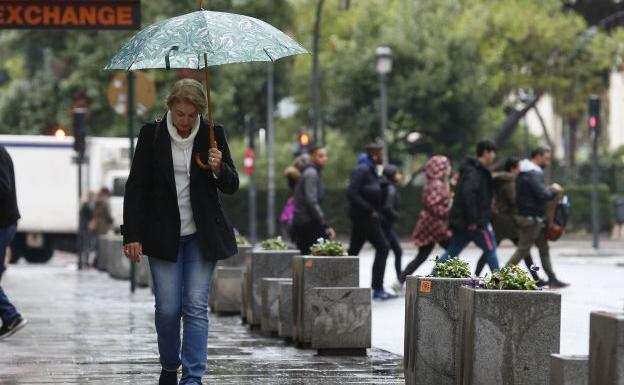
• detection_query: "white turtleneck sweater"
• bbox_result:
[167,111,200,236]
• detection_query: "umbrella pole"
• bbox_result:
[195,53,216,170]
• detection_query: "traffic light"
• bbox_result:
[588,95,600,133]
[72,107,88,157]
[298,131,312,151]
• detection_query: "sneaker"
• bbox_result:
[390,281,404,296]
[548,279,570,289]
[159,369,178,385]
[536,279,548,288]
[373,289,398,301]
[0,315,28,341]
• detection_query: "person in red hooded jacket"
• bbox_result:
[396,155,452,287]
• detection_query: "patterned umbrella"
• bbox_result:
[105,3,307,169]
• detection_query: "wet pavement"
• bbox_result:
[0,253,404,384]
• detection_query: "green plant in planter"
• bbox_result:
[260,236,288,250]
[484,265,538,290]
[432,257,472,278]
[235,233,250,246]
[309,238,348,256]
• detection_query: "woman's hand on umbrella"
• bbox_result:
[124,242,142,263]
[208,148,222,177]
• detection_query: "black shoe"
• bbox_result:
[536,279,548,288]
[159,369,178,385]
[0,315,28,341]
[548,279,570,289]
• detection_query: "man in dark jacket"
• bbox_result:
[292,146,335,254]
[505,146,568,288]
[347,142,393,300]
[437,140,499,272]
[0,146,27,340]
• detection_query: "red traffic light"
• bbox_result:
[589,116,597,129]
[244,148,255,176]
[299,132,311,147]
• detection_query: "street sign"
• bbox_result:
[0,0,141,30]
[108,71,155,117]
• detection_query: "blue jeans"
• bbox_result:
[148,234,216,385]
[438,223,500,272]
[0,224,18,324]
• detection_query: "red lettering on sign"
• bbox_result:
[42,6,61,25]
[117,6,132,26]
[7,6,23,24]
[98,6,115,25]
[61,7,78,25]
[79,6,96,25]
[24,6,42,25]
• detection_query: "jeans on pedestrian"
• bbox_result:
[438,223,499,272]
[348,216,389,290]
[381,221,403,281]
[148,234,216,385]
[0,224,19,324]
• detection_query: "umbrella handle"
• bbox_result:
[195,52,216,171]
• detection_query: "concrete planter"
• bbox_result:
[219,244,252,268]
[404,276,471,385]
[261,278,292,336]
[589,311,624,385]
[244,249,299,326]
[96,235,114,271]
[240,269,248,323]
[310,287,371,355]
[458,286,561,385]
[550,354,588,385]
[209,267,244,314]
[278,281,293,339]
[292,255,359,347]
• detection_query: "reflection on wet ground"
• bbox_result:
[0,255,404,384]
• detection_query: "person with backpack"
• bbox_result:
[281,153,311,242]
[292,146,335,254]
[505,146,569,288]
[380,165,403,290]
[474,157,545,284]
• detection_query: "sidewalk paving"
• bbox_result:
[0,253,404,385]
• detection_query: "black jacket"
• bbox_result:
[347,160,382,219]
[449,157,493,230]
[293,163,326,227]
[381,181,400,225]
[0,146,20,228]
[516,168,556,218]
[122,115,239,262]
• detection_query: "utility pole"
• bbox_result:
[311,0,325,144]
[267,63,276,237]
[588,95,601,249]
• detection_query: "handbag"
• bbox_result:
[545,195,569,241]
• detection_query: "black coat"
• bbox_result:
[449,156,493,230]
[516,169,556,218]
[381,180,400,225]
[347,161,382,220]
[0,146,20,228]
[122,114,239,262]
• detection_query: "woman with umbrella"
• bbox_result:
[122,78,239,385]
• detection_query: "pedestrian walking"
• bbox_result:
[79,191,96,266]
[89,188,113,267]
[347,142,394,300]
[474,157,545,284]
[122,79,239,385]
[380,165,403,290]
[0,145,27,340]
[292,146,335,254]
[436,141,500,271]
[396,156,452,288]
[281,153,311,242]
[505,146,569,288]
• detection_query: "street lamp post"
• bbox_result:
[376,46,392,166]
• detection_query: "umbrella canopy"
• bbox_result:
[105,10,307,70]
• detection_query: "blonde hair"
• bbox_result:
[166,78,207,115]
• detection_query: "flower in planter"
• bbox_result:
[260,236,288,251]
[234,228,250,245]
[432,257,472,278]
[309,238,348,256]
[484,265,538,290]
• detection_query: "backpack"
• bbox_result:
[545,195,570,242]
[280,196,295,226]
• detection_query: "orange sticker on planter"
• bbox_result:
[305,260,313,268]
[420,280,432,293]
